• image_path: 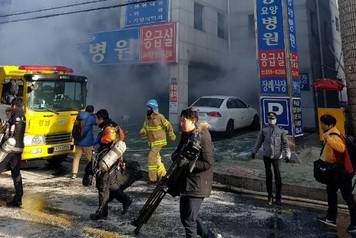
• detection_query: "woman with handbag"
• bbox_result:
[317,114,356,233]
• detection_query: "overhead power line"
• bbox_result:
[0,0,157,25]
[0,0,111,18]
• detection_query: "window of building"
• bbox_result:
[194,2,204,31]
[335,16,340,32]
[248,14,255,39]
[217,12,227,39]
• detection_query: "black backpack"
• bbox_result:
[344,135,356,172]
[72,117,86,141]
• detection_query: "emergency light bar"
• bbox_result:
[19,65,73,73]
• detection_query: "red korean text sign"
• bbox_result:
[139,23,177,63]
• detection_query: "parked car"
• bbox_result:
[191,96,259,137]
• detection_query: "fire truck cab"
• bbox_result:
[0,65,87,163]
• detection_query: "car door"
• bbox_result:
[226,98,240,129]
[234,99,250,127]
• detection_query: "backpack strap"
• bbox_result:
[328,132,354,174]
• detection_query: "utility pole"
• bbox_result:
[338,0,356,135]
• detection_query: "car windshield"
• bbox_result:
[192,98,224,108]
[28,80,86,112]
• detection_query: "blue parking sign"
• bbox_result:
[261,97,292,134]
[261,97,303,136]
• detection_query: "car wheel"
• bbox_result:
[225,120,234,138]
[251,115,260,130]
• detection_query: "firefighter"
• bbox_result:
[139,99,176,183]
[88,109,132,220]
[0,98,25,207]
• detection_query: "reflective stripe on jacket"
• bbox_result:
[139,112,175,148]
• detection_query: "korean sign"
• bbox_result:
[81,22,177,65]
[261,97,303,136]
[292,98,303,136]
[256,0,303,137]
[85,28,139,65]
[169,77,178,113]
[140,23,177,63]
[125,0,169,27]
[256,0,288,95]
[286,0,300,97]
[300,73,310,91]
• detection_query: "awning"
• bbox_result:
[312,79,345,91]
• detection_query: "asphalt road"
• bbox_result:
[0,160,355,238]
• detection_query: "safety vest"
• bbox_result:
[140,112,175,148]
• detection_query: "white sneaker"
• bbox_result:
[71,174,77,179]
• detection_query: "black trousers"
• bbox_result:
[0,153,23,202]
[96,173,131,216]
[180,196,212,238]
[263,157,281,199]
[327,174,356,225]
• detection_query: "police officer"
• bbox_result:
[88,109,132,220]
[252,112,290,206]
[0,98,25,207]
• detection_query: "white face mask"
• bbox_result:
[268,118,277,125]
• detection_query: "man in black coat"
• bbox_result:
[174,108,221,238]
[85,109,132,220]
[0,98,25,207]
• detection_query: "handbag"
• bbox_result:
[313,143,346,184]
[313,159,343,184]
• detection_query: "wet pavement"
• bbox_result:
[123,125,324,189]
[0,160,355,238]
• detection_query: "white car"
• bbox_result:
[191,96,259,136]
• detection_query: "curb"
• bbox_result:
[213,172,350,206]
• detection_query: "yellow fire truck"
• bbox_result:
[0,65,87,164]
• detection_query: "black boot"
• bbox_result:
[121,199,132,215]
[90,206,108,220]
[6,196,22,208]
[90,212,107,220]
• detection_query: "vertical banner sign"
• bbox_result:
[125,0,169,27]
[300,73,310,91]
[139,23,177,63]
[286,0,301,98]
[256,0,303,136]
[292,98,303,135]
[169,78,178,113]
[257,0,288,95]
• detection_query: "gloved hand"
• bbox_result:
[284,157,291,163]
[178,157,190,168]
[170,134,176,142]
[251,153,256,159]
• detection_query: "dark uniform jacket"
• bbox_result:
[8,109,25,149]
[175,123,214,198]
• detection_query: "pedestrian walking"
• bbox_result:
[139,99,176,183]
[317,114,356,233]
[174,107,222,238]
[71,105,96,179]
[0,98,26,207]
[87,109,132,220]
[251,112,290,205]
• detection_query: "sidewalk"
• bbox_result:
[118,125,334,201]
